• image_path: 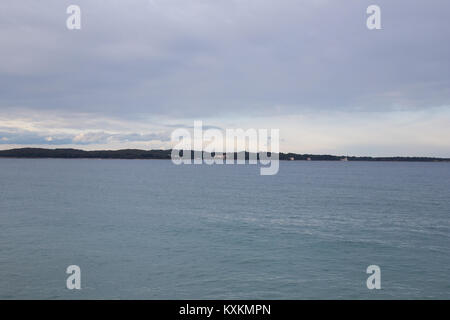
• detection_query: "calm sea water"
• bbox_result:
[0,159,449,299]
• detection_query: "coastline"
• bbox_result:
[0,148,449,162]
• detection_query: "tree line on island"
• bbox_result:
[0,148,449,162]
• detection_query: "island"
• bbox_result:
[0,148,449,162]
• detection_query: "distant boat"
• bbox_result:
[340,157,348,161]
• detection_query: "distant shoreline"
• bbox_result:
[0,148,449,162]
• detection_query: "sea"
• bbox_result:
[0,158,449,299]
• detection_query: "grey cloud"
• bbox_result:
[1,0,449,119]
[0,131,73,145]
[0,130,170,145]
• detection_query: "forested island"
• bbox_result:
[0,148,449,162]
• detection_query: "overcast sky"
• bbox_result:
[1,0,449,156]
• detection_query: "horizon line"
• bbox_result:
[0,147,449,161]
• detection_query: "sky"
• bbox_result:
[1,0,449,156]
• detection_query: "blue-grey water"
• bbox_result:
[0,159,449,299]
